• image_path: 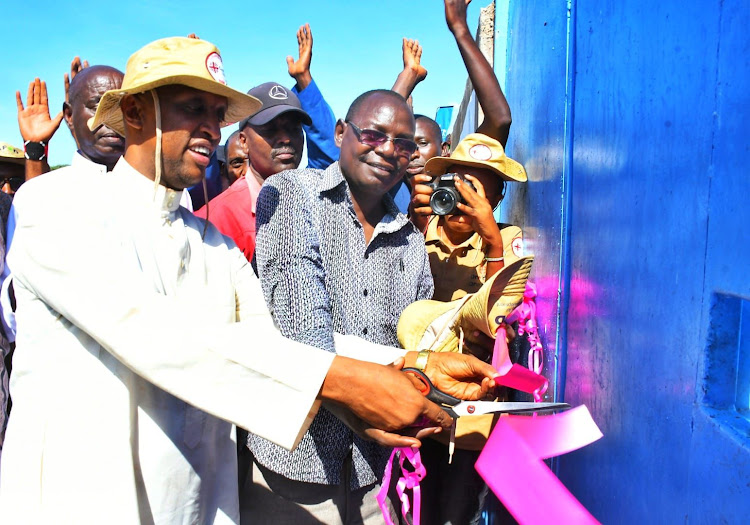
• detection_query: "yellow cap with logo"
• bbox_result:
[425,132,527,182]
[90,37,262,136]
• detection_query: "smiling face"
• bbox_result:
[66,66,125,170]
[224,131,248,185]
[337,92,415,200]
[122,84,226,190]
[240,113,304,182]
[407,116,442,178]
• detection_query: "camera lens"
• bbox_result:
[430,188,457,215]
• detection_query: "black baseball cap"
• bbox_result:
[239,82,312,129]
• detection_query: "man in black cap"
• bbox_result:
[195,24,337,261]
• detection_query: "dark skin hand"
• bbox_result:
[64,56,89,105]
[16,78,63,179]
[445,0,512,145]
[320,351,499,447]
[287,23,314,91]
[391,38,428,100]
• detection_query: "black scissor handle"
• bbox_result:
[403,367,462,416]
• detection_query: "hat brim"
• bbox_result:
[90,75,262,137]
[0,156,26,166]
[241,105,312,129]
[425,155,527,183]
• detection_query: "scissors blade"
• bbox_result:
[451,401,570,417]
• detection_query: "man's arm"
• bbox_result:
[287,24,339,168]
[16,78,64,179]
[445,0,512,146]
[391,38,428,101]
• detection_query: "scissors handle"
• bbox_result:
[403,367,462,417]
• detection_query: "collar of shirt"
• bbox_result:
[319,161,410,239]
[244,174,263,215]
[111,157,184,218]
[425,215,483,254]
[72,151,108,175]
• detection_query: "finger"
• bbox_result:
[390,356,406,370]
[305,23,312,44]
[421,400,453,430]
[413,206,434,216]
[416,44,423,62]
[33,78,41,105]
[82,60,89,68]
[70,56,81,75]
[26,81,34,107]
[52,110,65,128]
[16,91,24,112]
[64,73,70,99]
[40,80,49,107]
[461,173,487,198]
[413,174,433,184]
[454,202,477,218]
[297,26,304,46]
[286,56,294,70]
[364,428,421,448]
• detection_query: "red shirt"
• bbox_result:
[194,175,262,261]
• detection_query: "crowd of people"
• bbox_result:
[0,1,531,523]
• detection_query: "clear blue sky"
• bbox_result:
[1,0,486,167]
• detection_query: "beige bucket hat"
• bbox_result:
[90,37,262,136]
[424,132,527,182]
[397,256,534,353]
[0,142,25,165]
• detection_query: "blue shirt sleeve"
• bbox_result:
[293,79,339,169]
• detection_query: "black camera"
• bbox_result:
[427,173,475,216]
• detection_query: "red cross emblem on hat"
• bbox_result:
[511,237,524,257]
[205,52,226,85]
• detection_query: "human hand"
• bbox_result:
[445,0,472,33]
[64,56,89,105]
[321,356,453,434]
[402,38,427,84]
[454,174,503,247]
[325,402,441,448]
[409,174,435,217]
[411,351,499,400]
[16,78,64,143]
[287,23,313,90]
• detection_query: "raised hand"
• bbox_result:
[287,23,313,90]
[445,0,472,33]
[403,38,427,84]
[16,78,64,143]
[64,56,89,105]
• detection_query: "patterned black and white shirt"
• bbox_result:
[250,161,433,489]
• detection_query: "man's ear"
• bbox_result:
[63,102,74,133]
[120,94,145,131]
[238,128,250,154]
[334,119,345,147]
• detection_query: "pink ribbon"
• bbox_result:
[377,446,426,525]
[493,282,548,401]
[475,406,603,524]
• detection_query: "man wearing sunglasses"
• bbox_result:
[247,89,429,523]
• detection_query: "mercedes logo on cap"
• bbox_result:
[269,85,288,100]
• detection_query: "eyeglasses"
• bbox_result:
[346,121,418,158]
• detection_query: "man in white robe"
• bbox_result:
[0,37,498,524]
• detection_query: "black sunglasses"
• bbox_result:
[346,121,418,158]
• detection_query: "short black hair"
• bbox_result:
[223,129,242,159]
[414,114,442,142]
[345,89,411,123]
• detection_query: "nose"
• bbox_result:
[374,137,397,157]
[202,117,222,145]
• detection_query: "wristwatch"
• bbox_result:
[24,140,47,161]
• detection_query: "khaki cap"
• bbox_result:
[397,256,534,353]
[90,37,262,136]
[424,132,527,182]
[0,142,25,165]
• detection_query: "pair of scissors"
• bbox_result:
[403,367,569,419]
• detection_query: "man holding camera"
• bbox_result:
[406,0,529,523]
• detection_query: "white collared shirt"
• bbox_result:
[0,157,339,523]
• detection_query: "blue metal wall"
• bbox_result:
[497,0,750,521]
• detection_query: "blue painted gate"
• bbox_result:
[492,0,750,521]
